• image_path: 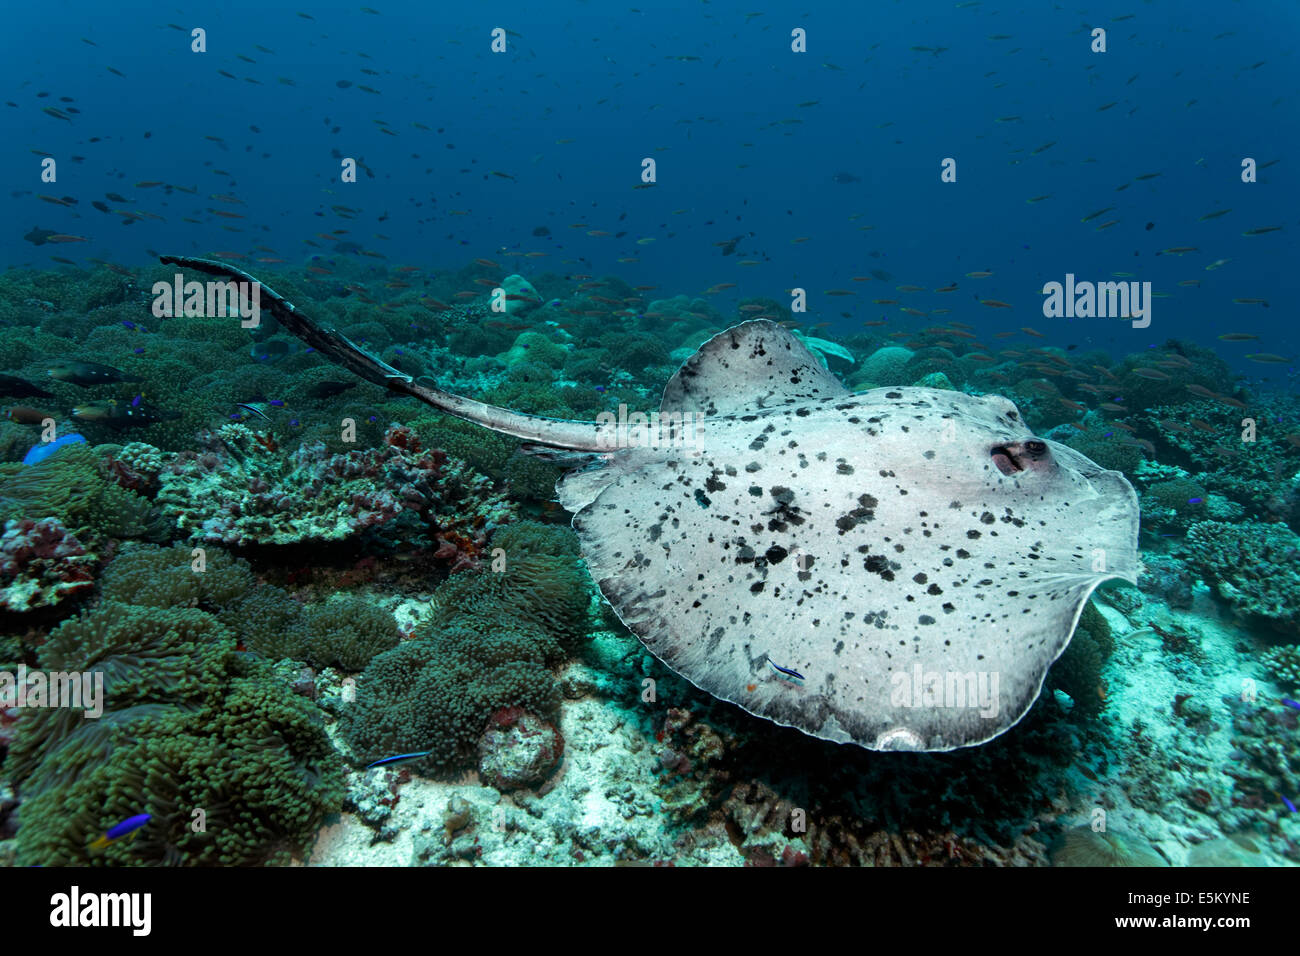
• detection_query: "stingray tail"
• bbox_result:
[517,443,607,466]
[158,256,611,452]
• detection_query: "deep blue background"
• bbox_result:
[2,0,1296,381]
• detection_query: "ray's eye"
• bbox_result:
[1024,440,1047,459]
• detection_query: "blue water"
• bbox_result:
[5,1,1300,876]
[3,0,1296,381]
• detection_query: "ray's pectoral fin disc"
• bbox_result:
[154,258,1139,757]
[570,320,1139,752]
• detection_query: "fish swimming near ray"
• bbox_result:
[160,255,1141,752]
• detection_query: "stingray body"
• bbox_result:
[161,256,1140,752]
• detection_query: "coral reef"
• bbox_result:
[1045,601,1113,718]
[342,635,561,776]
[0,518,97,613]
[477,707,564,791]
[99,542,401,671]
[5,257,1299,870]
[420,552,590,647]
[285,597,401,671]
[852,346,913,387]
[1059,427,1145,475]
[1185,520,1300,633]
[498,331,567,370]
[0,442,155,543]
[1261,646,1300,689]
[7,596,344,865]
[1050,827,1168,866]
[1137,554,1194,610]
[158,424,514,565]
[101,541,253,609]
[342,524,589,778]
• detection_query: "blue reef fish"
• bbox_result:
[767,658,805,683]
[1282,699,1300,711]
[1187,497,1203,505]
[365,751,432,769]
[89,813,150,851]
[22,433,86,465]
[1281,794,1297,813]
